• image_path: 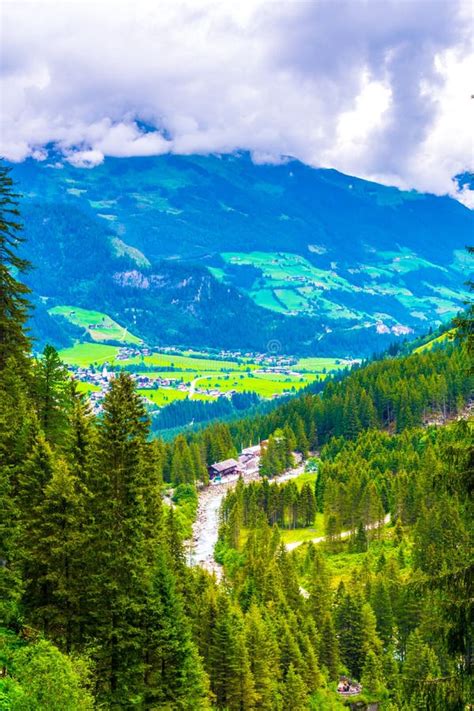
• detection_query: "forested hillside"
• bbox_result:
[0,166,472,709]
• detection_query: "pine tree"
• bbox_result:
[85,372,156,706]
[245,604,280,709]
[17,431,57,627]
[292,414,309,457]
[32,458,89,651]
[325,512,341,552]
[66,381,94,479]
[209,595,256,710]
[0,463,23,625]
[402,630,440,703]
[32,346,71,446]
[144,548,210,709]
[353,520,368,552]
[319,613,340,680]
[335,592,365,679]
[0,165,31,373]
[308,549,332,625]
[361,649,386,698]
[371,577,394,647]
[281,663,308,711]
[171,434,195,484]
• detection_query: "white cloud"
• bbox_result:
[0,0,472,202]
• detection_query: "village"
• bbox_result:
[66,344,326,414]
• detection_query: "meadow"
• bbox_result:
[48,306,141,344]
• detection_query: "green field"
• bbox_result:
[137,388,189,407]
[219,251,355,319]
[49,306,141,344]
[122,352,257,372]
[290,471,318,490]
[186,372,320,398]
[59,343,120,366]
[210,249,469,329]
[414,329,456,353]
[279,513,325,545]
[74,381,101,394]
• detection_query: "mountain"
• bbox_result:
[10,153,473,355]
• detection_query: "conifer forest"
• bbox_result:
[0,160,472,711]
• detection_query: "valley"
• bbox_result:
[58,339,355,416]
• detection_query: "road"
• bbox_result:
[189,374,213,399]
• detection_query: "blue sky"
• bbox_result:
[1,0,473,204]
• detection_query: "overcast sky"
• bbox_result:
[1,0,473,204]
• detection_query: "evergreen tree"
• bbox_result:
[371,577,394,647]
[402,630,440,703]
[32,345,71,445]
[281,663,309,711]
[210,595,256,710]
[85,372,156,706]
[0,165,31,373]
[353,520,368,552]
[144,549,210,709]
[245,604,280,709]
[31,458,89,650]
[361,649,386,698]
[0,463,23,625]
[335,592,365,678]
[319,613,340,680]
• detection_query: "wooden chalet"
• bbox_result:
[208,458,241,479]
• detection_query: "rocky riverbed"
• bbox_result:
[188,463,305,577]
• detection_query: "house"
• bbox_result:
[208,458,241,479]
[239,444,261,465]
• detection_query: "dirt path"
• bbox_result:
[285,513,391,552]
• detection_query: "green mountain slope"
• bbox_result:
[10,153,473,355]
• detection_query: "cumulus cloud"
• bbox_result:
[0,0,472,201]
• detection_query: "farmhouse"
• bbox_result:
[208,458,241,479]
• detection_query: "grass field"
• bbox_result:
[280,513,325,544]
[122,352,258,372]
[197,373,318,397]
[414,328,456,353]
[290,471,318,490]
[137,388,189,407]
[59,343,120,366]
[49,306,141,345]
[218,251,354,318]
[74,381,101,394]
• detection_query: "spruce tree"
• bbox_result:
[361,649,386,698]
[32,345,71,446]
[31,458,89,651]
[281,663,308,711]
[245,604,280,710]
[371,577,394,647]
[319,613,340,680]
[0,165,31,373]
[144,548,210,709]
[210,595,256,710]
[85,372,154,706]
